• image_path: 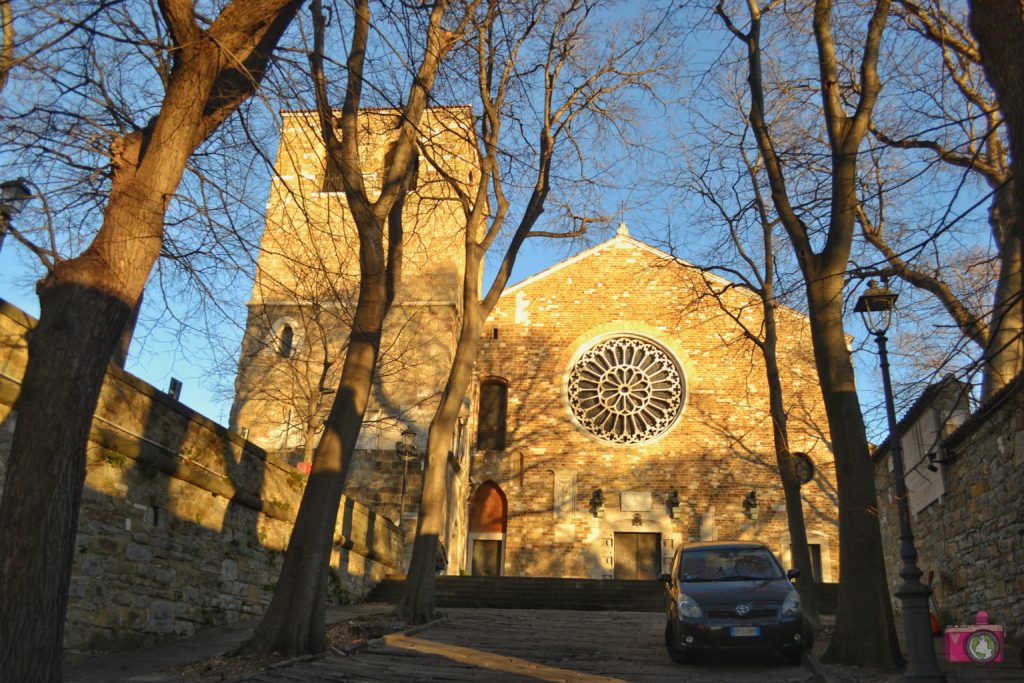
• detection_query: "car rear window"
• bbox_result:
[680,547,784,581]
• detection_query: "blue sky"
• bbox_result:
[0,1,992,444]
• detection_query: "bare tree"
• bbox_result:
[859,0,1021,400]
[238,0,481,655]
[682,125,824,630]
[396,0,675,623]
[715,0,902,669]
[0,1,304,679]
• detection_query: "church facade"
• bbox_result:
[231,108,840,583]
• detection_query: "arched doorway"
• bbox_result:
[467,481,507,576]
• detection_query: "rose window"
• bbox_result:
[567,336,683,444]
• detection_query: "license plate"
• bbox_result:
[731,626,760,637]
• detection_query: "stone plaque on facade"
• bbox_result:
[620,491,652,512]
[553,471,576,518]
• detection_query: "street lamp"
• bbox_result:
[0,178,33,253]
[394,428,420,527]
[855,280,945,682]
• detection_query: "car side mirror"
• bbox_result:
[787,569,800,580]
[658,573,672,583]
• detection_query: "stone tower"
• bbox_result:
[231,108,477,535]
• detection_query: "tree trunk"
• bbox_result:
[970,3,1024,239]
[0,284,133,682]
[0,68,217,683]
[0,5,302,674]
[762,305,820,631]
[398,301,482,623]
[982,181,1023,398]
[971,3,1024,397]
[240,0,458,653]
[804,272,902,668]
[112,290,144,369]
[241,261,390,656]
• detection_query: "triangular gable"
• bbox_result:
[497,231,815,327]
[502,232,733,298]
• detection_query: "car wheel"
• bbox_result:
[664,621,694,664]
[782,648,802,666]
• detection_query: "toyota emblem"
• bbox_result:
[735,603,752,616]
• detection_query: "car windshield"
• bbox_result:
[680,547,784,581]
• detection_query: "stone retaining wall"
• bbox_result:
[0,299,403,655]
[875,375,1024,644]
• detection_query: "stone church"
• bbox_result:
[231,107,840,583]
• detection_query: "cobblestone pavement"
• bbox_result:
[246,609,814,682]
[65,604,395,683]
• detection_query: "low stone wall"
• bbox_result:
[0,300,403,654]
[875,375,1024,643]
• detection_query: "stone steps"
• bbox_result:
[368,576,839,614]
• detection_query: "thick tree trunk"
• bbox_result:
[398,302,482,623]
[0,284,133,681]
[0,5,301,675]
[111,290,143,369]
[241,0,458,653]
[727,0,899,670]
[982,183,1023,398]
[972,2,1024,398]
[241,265,389,655]
[762,308,820,631]
[804,273,901,668]
[0,72,216,683]
[970,3,1024,236]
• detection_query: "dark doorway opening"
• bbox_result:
[471,539,502,576]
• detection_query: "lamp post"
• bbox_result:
[855,280,945,682]
[0,178,32,254]
[394,428,420,527]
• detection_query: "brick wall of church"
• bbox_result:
[470,235,840,581]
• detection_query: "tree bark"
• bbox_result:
[397,0,667,621]
[982,173,1024,399]
[804,272,901,667]
[239,0,461,654]
[970,1,1024,238]
[398,281,483,623]
[762,304,821,631]
[0,284,134,682]
[0,0,13,95]
[241,264,390,654]
[0,3,302,678]
[971,2,1024,397]
[718,0,902,669]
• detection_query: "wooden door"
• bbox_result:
[613,532,661,580]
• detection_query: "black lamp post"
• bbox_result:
[394,428,420,527]
[855,280,945,682]
[0,178,32,254]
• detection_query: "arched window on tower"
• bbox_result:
[476,379,507,451]
[278,324,294,358]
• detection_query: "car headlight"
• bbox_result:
[676,593,702,619]
[782,591,801,617]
